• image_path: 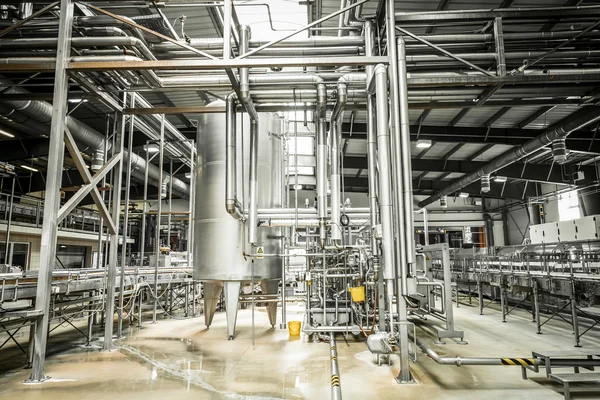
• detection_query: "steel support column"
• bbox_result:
[28,0,73,381]
[152,116,165,323]
[387,0,412,383]
[103,95,126,351]
[118,93,135,338]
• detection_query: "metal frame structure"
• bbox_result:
[0,0,600,395]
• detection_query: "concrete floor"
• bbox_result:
[1,300,600,400]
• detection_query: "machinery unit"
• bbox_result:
[530,215,600,244]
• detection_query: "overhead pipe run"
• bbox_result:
[419,106,600,208]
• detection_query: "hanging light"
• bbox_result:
[481,174,491,193]
[416,139,432,148]
[440,195,448,209]
[91,150,104,172]
[552,138,568,164]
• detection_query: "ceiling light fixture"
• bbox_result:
[0,129,15,138]
[458,192,469,198]
[144,143,160,153]
[493,176,507,183]
[185,172,192,179]
[416,139,432,148]
[21,165,38,172]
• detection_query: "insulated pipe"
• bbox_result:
[151,36,365,51]
[0,37,155,61]
[419,106,600,208]
[317,117,328,247]
[374,65,395,282]
[414,336,537,367]
[159,46,364,58]
[258,218,368,228]
[397,36,416,266]
[364,20,379,262]
[225,93,243,218]
[248,119,259,245]
[316,81,327,118]
[330,334,342,400]
[239,25,259,121]
[330,121,342,242]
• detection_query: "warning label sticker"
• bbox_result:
[256,247,264,259]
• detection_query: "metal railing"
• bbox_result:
[0,191,105,236]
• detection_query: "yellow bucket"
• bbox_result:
[348,286,365,302]
[288,321,301,336]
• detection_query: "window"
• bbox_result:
[558,189,581,221]
[0,242,30,270]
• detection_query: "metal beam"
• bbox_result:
[515,106,555,128]
[394,5,600,23]
[540,0,583,32]
[425,0,451,34]
[343,177,537,200]
[61,127,118,234]
[340,123,600,154]
[155,93,193,128]
[483,107,511,127]
[342,156,596,185]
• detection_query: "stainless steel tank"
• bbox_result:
[193,102,283,281]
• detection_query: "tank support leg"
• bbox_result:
[224,281,241,340]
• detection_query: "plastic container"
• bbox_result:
[348,286,365,302]
[288,320,301,336]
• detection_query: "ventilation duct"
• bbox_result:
[0,77,189,198]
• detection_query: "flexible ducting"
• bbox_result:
[419,106,600,208]
[0,77,189,198]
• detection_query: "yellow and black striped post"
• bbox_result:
[330,333,342,400]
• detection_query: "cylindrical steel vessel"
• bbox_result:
[194,102,283,281]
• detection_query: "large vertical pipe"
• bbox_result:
[118,93,135,338]
[398,36,415,267]
[316,117,328,247]
[248,119,259,245]
[187,140,194,266]
[330,122,342,242]
[225,94,243,218]
[365,21,385,332]
[167,160,173,249]
[29,0,72,381]
[365,20,378,259]
[223,0,231,60]
[374,66,394,283]
[387,0,412,383]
